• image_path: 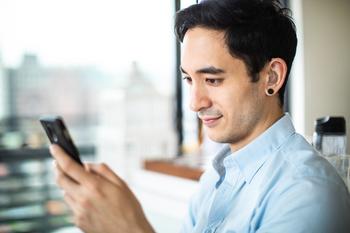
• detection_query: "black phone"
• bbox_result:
[40,115,83,165]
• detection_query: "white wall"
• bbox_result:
[291,0,350,152]
[131,170,199,233]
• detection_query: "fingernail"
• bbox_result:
[49,145,54,153]
[50,145,60,156]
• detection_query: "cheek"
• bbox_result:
[214,87,245,112]
[218,86,262,120]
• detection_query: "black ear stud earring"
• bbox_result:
[266,88,274,96]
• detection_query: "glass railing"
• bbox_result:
[0,146,95,233]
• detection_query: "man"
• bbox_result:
[50,0,350,232]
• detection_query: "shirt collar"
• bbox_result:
[212,144,231,187]
[212,114,296,184]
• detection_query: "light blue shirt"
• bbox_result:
[181,114,350,233]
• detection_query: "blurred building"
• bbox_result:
[2,53,108,145]
[97,62,177,179]
[125,62,176,158]
[7,54,101,121]
[0,53,8,120]
[0,53,177,173]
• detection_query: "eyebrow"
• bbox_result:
[180,66,226,75]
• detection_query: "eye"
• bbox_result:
[182,76,192,84]
[206,78,222,86]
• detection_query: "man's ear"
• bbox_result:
[264,58,287,96]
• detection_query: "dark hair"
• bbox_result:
[175,0,297,106]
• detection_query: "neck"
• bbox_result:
[229,107,284,152]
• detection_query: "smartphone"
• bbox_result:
[40,115,83,165]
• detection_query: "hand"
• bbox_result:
[50,144,155,233]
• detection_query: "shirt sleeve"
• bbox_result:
[255,177,350,233]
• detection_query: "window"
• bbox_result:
[0,0,177,168]
[0,1,178,231]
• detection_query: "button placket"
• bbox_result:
[206,160,245,232]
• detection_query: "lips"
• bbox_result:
[200,115,223,127]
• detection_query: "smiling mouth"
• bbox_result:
[200,115,223,127]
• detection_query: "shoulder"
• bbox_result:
[279,133,344,185]
[256,133,350,232]
[271,133,349,204]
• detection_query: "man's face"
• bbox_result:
[181,27,267,148]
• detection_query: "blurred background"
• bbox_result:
[0,0,349,232]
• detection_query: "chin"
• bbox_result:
[207,127,245,145]
[206,130,229,144]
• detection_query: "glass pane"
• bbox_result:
[0,1,178,231]
[0,0,177,161]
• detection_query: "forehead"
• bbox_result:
[182,27,227,58]
[181,27,238,72]
[183,27,226,47]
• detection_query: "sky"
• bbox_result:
[0,0,176,93]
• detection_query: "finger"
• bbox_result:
[54,157,81,187]
[63,192,84,215]
[54,163,77,184]
[50,144,94,185]
[86,163,125,186]
[84,163,93,172]
[55,165,82,197]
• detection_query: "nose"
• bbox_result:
[189,84,212,112]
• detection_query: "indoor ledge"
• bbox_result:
[143,156,206,181]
